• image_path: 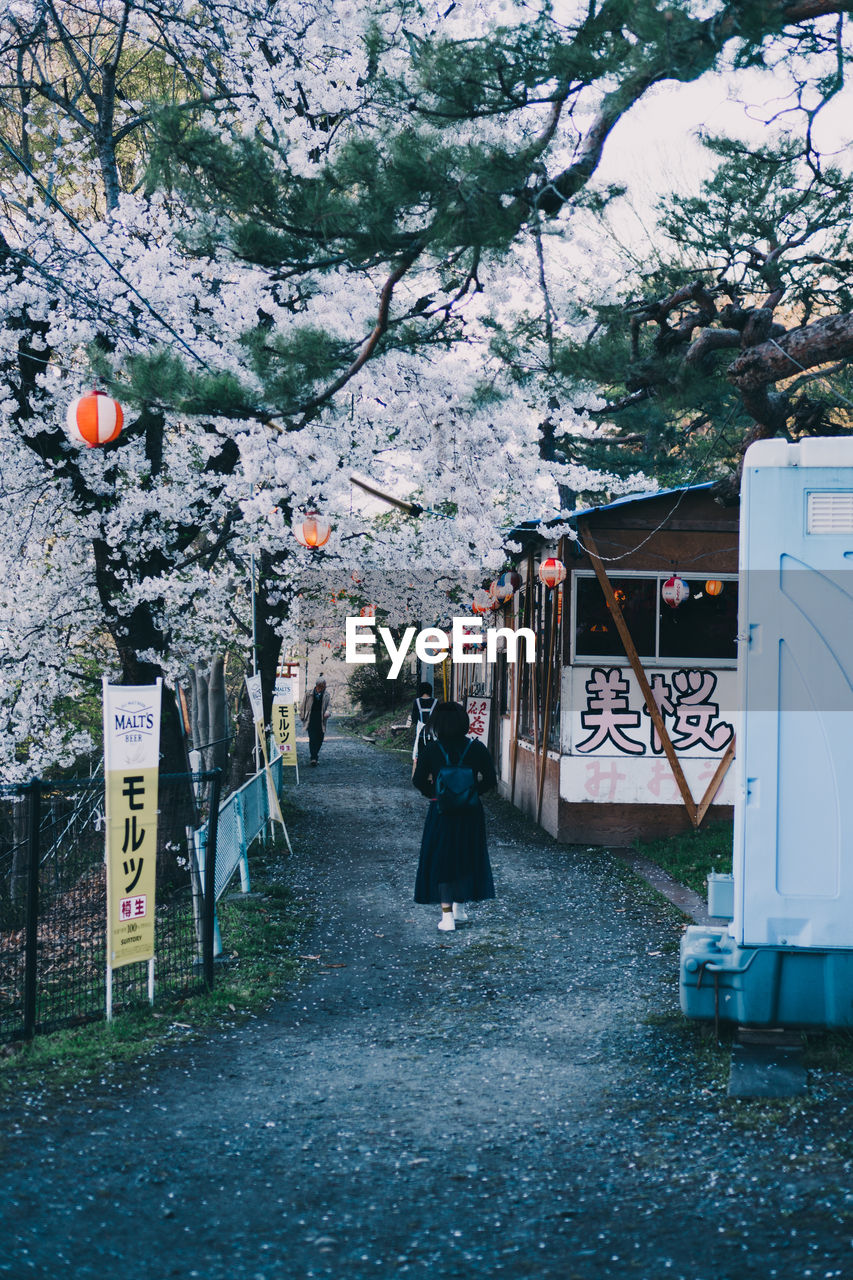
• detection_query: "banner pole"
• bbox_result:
[106,963,113,1023]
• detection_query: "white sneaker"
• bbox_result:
[452,903,469,923]
[437,912,455,932]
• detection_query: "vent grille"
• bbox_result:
[807,492,853,534]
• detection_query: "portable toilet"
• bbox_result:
[681,438,853,1027]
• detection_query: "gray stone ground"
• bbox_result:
[2,727,853,1280]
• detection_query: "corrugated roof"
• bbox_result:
[508,482,715,540]
[569,481,714,522]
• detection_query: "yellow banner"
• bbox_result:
[272,677,297,767]
[105,766,159,968]
[272,701,297,764]
[103,681,162,970]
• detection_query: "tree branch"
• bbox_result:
[728,312,853,391]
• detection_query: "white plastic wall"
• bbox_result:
[734,438,853,948]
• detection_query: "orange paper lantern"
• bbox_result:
[292,512,332,548]
[705,579,723,596]
[65,389,123,447]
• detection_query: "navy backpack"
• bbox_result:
[435,739,478,814]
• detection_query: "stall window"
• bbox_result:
[574,575,657,659]
[573,572,738,665]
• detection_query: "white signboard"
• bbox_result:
[564,665,737,806]
[274,675,298,705]
[465,696,491,745]
[570,665,736,758]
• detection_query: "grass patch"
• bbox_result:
[0,841,303,1107]
[636,820,734,896]
[802,1029,853,1073]
[341,706,413,750]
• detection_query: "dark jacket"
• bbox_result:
[413,734,496,800]
[410,695,437,728]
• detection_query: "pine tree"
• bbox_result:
[551,129,853,492]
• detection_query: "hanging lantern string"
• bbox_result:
[0,133,213,372]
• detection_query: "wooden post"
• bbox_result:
[536,537,564,826]
[510,553,534,804]
[579,519,700,828]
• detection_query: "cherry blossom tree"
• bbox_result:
[0,0,849,779]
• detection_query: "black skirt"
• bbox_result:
[414,799,495,905]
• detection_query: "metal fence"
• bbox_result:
[0,771,221,1042]
[206,754,284,902]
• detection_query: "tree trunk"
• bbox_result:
[207,655,228,773]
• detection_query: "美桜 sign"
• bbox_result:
[563,666,737,806]
[103,680,162,969]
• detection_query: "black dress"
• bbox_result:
[412,734,496,905]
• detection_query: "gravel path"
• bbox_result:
[1,728,852,1280]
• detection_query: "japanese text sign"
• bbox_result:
[103,680,162,969]
[272,676,297,767]
[465,696,491,746]
[571,666,735,758]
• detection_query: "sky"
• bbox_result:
[594,64,853,250]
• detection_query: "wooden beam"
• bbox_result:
[695,736,736,826]
[579,519,699,828]
[509,553,534,804]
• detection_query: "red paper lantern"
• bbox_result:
[705,579,723,596]
[662,574,689,608]
[65,389,123,447]
[359,605,375,618]
[538,558,566,590]
[292,512,332,548]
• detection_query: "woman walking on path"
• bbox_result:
[412,700,496,931]
[409,681,438,766]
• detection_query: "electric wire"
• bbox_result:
[0,133,212,371]
[767,336,853,413]
[568,400,742,564]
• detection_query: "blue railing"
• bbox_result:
[195,752,286,907]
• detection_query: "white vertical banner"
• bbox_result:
[245,672,264,725]
[465,695,491,746]
[103,679,162,1017]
